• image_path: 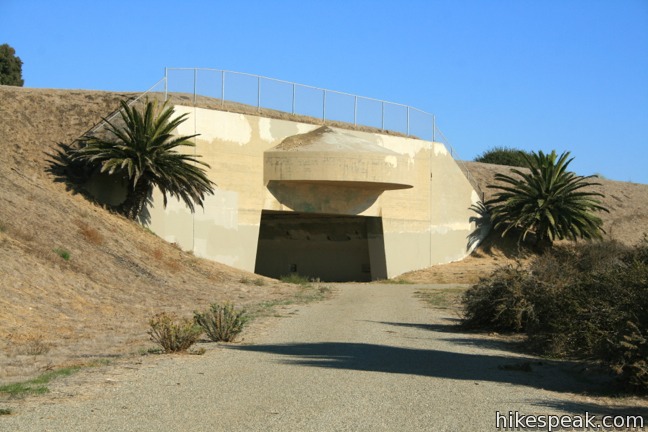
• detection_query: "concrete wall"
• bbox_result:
[143,105,486,279]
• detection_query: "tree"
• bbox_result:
[486,150,608,249]
[474,146,532,167]
[0,44,24,86]
[72,99,216,220]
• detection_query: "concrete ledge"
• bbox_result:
[264,126,414,189]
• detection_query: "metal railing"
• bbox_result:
[164,67,438,140]
[90,67,484,199]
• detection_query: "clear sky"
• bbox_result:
[2,0,647,184]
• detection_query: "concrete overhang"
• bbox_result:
[263,126,414,190]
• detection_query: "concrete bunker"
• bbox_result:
[138,105,487,280]
[254,210,387,282]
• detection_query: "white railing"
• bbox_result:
[91,68,484,199]
[164,67,438,140]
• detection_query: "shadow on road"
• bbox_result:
[532,400,648,423]
[369,320,461,333]
[371,320,525,353]
[230,341,612,395]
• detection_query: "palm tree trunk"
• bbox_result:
[120,180,150,220]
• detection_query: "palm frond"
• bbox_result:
[486,150,608,248]
[70,99,216,219]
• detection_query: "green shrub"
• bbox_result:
[474,146,532,167]
[147,312,202,353]
[280,273,311,286]
[53,247,71,261]
[194,303,248,342]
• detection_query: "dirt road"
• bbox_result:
[2,284,645,431]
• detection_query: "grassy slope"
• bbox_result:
[0,86,296,383]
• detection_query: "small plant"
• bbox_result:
[78,221,103,245]
[240,276,266,286]
[151,247,164,260]
[53,247,71,261]
[7,334,51,356]
[194,303,249,342]
[0,222,6,233]
[147,312,202,353]
[280,273,311,286]
[0,408,13,415]
[0,366,81,398]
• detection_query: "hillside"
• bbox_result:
[463,161,648,247]
[0,86,301,384]
[2,85,647,384]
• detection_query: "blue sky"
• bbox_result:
[2,0,647,184]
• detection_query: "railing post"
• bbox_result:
[221,70,225,107]
[432,115,436,142]
[354,96,358,126]
[164,67,168,101]
[407,106,410,136]
[193,68,197,105]
[292,83,296,115]
[257,76,261,112]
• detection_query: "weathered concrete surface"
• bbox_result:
[142,106,486,279]
[265,126,414,189]
[2,285,631,432]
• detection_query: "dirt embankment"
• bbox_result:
[0,86,299,384]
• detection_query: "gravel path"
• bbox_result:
[2,284,641,431]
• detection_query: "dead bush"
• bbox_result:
[462,240,648,393]
[147,312,202,353]
[77,221,103,245]
[194,303,249,342]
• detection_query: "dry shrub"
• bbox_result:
[147,312,202,353]
[462,240,648,393]
[151,247,164,261]
[165,259,182,273]
[77,221,103,245]
[148,246,182,272]
[6,333,51,356]
[194,303,248,342]
[462,264,534,332]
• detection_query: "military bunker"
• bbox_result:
[129,103,487,282]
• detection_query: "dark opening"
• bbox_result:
[254,211,387,282]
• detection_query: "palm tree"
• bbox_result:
[72,99,215,220]
[486,150,608,249]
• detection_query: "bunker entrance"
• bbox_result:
[254,211,387,282]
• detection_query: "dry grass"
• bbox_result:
[0,85,301,386]
[77,221,103,245]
